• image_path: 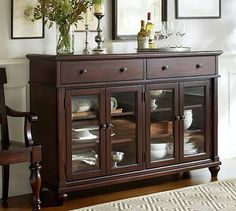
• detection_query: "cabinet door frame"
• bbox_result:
[65,88,106,181]
[106,85,143,175]
[146,83,180,168]
[180,80,211,163]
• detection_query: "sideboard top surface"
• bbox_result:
[26,50,223,61]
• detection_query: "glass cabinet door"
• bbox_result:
[146,84,179,168]
[181,81,210,162]
[107,86,143,174]
[66,88,106,180]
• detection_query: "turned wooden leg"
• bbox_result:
[209,166,220,178]
[2,165,10,203]
[57,193,68,206]
[30,162,42,210]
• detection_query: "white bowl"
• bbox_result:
[184,109,192,116]
[151,90,163,97]
[184,117,192,130]
[77,99,91,112]
[151,149,167,159]
[183,109,193,130]
[72,101,78,113]
[151,143,168,151]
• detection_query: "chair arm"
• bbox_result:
[6,106,38,146]
[6,106,38,122]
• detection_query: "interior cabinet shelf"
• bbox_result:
[151,133,173,139]
[184,104,203,110]
[72,137,134,150]
[111,111,135,117]
[72,111,97,120]
[152,104,203,113]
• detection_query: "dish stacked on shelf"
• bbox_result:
[72,149,98,166]
[183,133,198,155]
[72,127,115,143]
[184,142,197,155]
[72,127,98,143]
[151,143,168,160]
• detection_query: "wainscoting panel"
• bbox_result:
[0,59,32,197]
[229,72,236,125]
[219,53,236,159]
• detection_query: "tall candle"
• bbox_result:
[85,7,90,25]
[93,3,104,14]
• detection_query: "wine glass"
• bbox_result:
[161,21,168,48]
[175,20,186,48]
[166,21,174,48]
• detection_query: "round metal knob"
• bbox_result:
[80,69,87,75]
[162,65,169,71]
[120,67,128,73]
[196,64,203,69]
[175,116,181,121]
[100,124,107,129]
[107,123,113,128]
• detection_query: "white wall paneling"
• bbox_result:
[218,54,236,159]
[0,60,31,197]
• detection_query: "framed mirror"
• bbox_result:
[112,0,167,40]
[176,0,221,19]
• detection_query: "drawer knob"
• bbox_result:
[175,116,181,121]
[120,67,128,73]
[107,123,113,128]
[80,69,87,75]
[196,64,203,69]
[100,124,107,129]
[162,65,169,71]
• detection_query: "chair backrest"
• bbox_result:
[0,68,9,144]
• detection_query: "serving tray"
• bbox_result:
[137,47,191,53]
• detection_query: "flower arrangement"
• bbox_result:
[33,0,91,54]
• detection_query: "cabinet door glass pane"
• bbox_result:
[150,89,174,162]
[183,87,205,157]
[110,92,137,168]
[71,95,100,174]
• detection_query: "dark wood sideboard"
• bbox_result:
[27,51,222,204]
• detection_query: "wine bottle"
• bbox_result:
[137,20,149,49]
[146,12,155,48]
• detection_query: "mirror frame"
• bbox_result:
[112,0,167,40]
[175,0,221,19]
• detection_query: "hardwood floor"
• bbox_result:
[1,158,236,211]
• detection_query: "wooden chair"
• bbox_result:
[0,68,41,210]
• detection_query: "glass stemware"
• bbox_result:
[166,21,174,48]
[161,21,168,48]
[175,20,186,48]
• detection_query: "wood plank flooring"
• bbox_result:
[1,158,236,211]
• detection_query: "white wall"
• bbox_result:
[0,0,236,197]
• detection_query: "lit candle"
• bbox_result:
[93,2,104,14]
[85,7,90,25]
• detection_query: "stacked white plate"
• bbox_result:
[167,141,198,155]
[184,142,197,155]
[72,128,98,142]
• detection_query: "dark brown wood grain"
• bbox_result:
[27,51,222,205]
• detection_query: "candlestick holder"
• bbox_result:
[83,24,91,54]
[93,13,107,54]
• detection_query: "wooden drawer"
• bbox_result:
[147,56,216,79]
[60,59,144,83]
